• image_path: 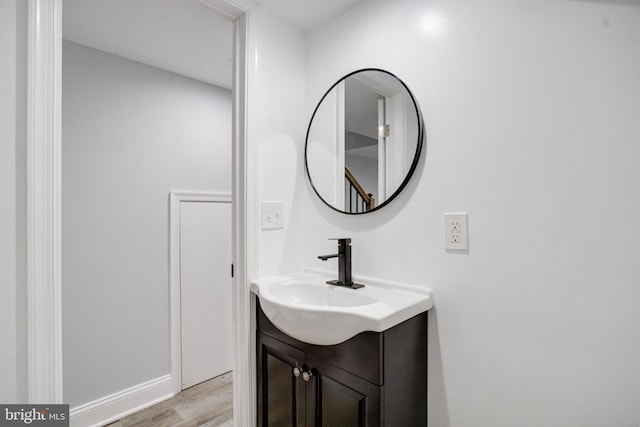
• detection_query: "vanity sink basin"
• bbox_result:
[250,269,434,345]
[268,281,378,308]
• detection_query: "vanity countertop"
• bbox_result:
[250,269,433,345]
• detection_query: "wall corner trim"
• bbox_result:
[69,375,174,427]
[27,0,63,403]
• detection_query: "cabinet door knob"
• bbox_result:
[302,371,314,382]
[293,367,301,377]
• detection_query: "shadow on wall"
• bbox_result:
[257,132,309,274]
[566,0,640,6]
[428,306,451,427]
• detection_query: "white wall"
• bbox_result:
[254,8,308,277]
[299,0,640,425]
[62,41,231,407]
[0,0,19,404]
[0,0,27,404]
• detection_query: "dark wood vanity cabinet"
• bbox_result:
[256,301,428,427]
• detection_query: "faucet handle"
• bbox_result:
[329,238,351,245]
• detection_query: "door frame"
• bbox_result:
[26,0,257,425]
[335,81,345,210]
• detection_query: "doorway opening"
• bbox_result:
[27,0,252,425]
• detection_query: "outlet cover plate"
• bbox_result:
[261,201,284,230]
[444,212,468,251]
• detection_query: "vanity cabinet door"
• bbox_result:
[306,355,381,427]
[257,333,306,427]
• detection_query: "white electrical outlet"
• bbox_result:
[261,201,284,230]
[444,212,468,250]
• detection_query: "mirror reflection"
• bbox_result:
[305,69,423,214]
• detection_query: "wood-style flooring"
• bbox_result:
[105,371,232,427]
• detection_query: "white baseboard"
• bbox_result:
[70,374,174,427]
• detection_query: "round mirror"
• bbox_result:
[305,69,424,214]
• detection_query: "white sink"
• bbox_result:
[250,269,434,345]
[268,281,378,307]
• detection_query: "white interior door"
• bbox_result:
[385,92,409,192]
[377,98,387,200]
[180,200,232,389]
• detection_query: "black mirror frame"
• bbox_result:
[304,68,425,215]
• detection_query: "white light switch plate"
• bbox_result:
[261,201,284,230]
[444,212,469,251]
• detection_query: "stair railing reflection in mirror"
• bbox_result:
[345,167,375,213]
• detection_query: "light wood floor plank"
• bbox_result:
[122,408,183,427]
[105,372,233,427]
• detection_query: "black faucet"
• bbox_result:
[318,238,364,289]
